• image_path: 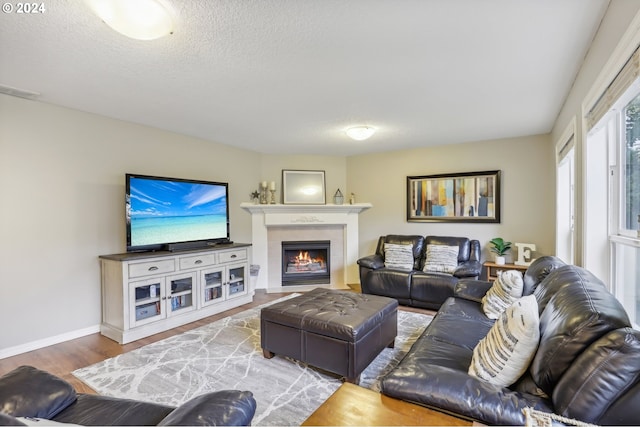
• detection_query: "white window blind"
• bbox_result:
[586,45,640,130]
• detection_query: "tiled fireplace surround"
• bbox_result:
[241,203,371,293]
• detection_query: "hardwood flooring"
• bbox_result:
[1,288,434,395]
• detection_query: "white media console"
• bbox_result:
[99,243,253,344]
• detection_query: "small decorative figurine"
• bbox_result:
[334,189,344,205]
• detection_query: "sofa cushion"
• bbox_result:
[423,244,459,274]
[552,328,640,425]
[481,270,524,319]
[0,366,77,419]
[469,295,540,387]
[424,297,494,350]
[531,266,631,395]
[366,269,411,300]
[383,243,414,270]
[410,272,458,308]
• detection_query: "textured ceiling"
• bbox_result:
[0,0,609,156]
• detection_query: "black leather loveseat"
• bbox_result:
[380,256,640,425]
[0,365,256,426]
[357,235,482,310]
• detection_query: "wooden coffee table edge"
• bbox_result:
[301,382,473,426]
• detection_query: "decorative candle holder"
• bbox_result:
[259,182,268,204]
[269,189,276,204]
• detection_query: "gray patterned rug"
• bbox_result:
[73,295,432,426]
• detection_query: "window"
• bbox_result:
[586,64,640,327]
[623,94,640,234]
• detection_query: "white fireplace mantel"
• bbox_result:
[240,203,371,292]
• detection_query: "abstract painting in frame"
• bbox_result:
[407,170,501,222]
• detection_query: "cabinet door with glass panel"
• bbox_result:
[200,266,226,307]
[129,277,165,328]
[227,263,248,300]
[167,272,197,317]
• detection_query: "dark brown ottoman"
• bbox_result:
[260,288,398,383]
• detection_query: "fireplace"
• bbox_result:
[281,240,330,286]
[241,202,371,292]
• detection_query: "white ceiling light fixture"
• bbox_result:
[346,126,376,141]
[85,0,174,41]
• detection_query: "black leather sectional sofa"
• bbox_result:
[0,365,256,426]
[380,256,640,425]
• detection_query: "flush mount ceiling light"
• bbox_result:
[346,126,376,141]
[85,0,174,40]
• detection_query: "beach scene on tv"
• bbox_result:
[128,177,228,246]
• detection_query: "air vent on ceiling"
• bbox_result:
[0,84,40,100]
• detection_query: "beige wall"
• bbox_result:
[347,135,555,262]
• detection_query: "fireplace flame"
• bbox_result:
[292,250,324,266]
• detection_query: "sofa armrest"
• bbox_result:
[381,364,552,426]
[454,279,493,302]
[158,390,256,426]
[357,254,385,270]
[453,260,482,279]
[0,366,77,419]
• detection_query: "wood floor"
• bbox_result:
[0,288,434,395]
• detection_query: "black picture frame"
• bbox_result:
[407,170,501,223]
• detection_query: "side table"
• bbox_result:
[483,262,528,282]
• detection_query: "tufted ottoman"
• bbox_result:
[260,288,398,383]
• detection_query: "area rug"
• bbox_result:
[73,295,432,426]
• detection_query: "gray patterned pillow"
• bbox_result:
[482,270,524,319]
[423,244,459,274]
[384,243,414,270]
[469,294,540,387]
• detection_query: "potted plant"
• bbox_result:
[489,237,512,265]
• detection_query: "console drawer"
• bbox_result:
[129,259,175,278]
[219,249,247,263]
[179,253,217,270]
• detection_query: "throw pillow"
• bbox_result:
[469,294,540,387]
[482,270,524,320]
[423,244,459,274]
[384,243,414,270]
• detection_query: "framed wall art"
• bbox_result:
[407,170,501,223]
[282,169,326,204]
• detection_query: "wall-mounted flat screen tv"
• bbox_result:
[126,173,230,252]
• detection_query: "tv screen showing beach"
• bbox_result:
[128,176,229,247]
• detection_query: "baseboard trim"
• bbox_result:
[0,325,100,360]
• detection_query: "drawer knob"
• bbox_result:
[231,254,237,258]
[195,259,203,264]
[148,266,159,271]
